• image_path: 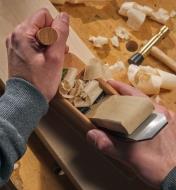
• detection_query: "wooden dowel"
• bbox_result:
[150,46,176,73]
[36,27,58,46]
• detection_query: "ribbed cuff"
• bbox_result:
[0,77,49,142]
[161,167,176,190]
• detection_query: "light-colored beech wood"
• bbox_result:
[151,46,176,73]
[36,27,58,45]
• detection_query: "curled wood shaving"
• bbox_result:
[59,67,78,98]
[109,61,126,73]
[119,2,171,28]
[110,36,120,48]
[89,36,109,48]
[115,27,130,40]
[150,8,170,24]
[62,67,78,91]
[128,65,162,95]
[128,65,176,95]
[74,80,103,108]
[83,58,112,81]
[119,2,136,17]
[60,67,104,108]
[157,69,176,90]
[133,4,154,16]
[127,8,146,31]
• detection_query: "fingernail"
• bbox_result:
[60,12,69,23]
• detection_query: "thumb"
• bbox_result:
[47,12,69,56]
[87,129,120,160]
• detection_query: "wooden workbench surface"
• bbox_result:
[1,0,175,190]
[56,0,176,112]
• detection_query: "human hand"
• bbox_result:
[6,8,69,102]
[87,80,176,188]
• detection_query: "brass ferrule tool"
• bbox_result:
[128,25,170,65]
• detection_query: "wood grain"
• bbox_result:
[36,27,58,45]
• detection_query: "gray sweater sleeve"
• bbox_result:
[0,78,48,186]
[162,168,176,190]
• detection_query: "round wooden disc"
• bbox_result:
[36,27,58,46]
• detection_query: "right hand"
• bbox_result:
[6,8,69,102]
[87,80,176,188]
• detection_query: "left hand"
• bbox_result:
[6,8,69,102]
[87,80,176,188]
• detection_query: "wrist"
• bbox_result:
[3,77,49,140]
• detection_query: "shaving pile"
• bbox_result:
[128,65,176,95]
[59,68,103,107]
[59,58,126,107]
[89,27,130,48]
[119,2,174,30]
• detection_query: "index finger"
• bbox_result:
[108,80,147,97]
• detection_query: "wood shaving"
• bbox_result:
[59,67,104,108]
[110,36,120,48]
[128,65,162,95]
[109,61,126,73]
[89,36,108,48]
[157,69,176,90]
[83,58,112,81]
[119,2,171,27]
[115,27,130,40]
[133,4,154,16]
[70,79,85,97]
[128,65,176,95]
[119,2,136,17]
[150,8,170,24]
[127,8,146,31]
[73,80,103,108]
[59,67,78,99]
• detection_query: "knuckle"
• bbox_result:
[55,25,69,36]
[39,8,49,14]
[49,55,59,63]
